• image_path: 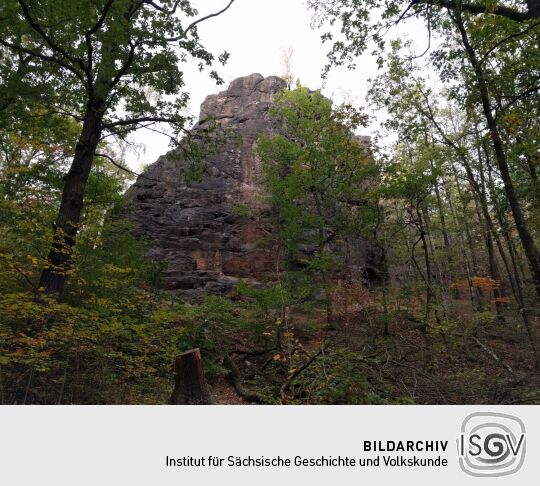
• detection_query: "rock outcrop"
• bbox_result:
[125,73,383,294]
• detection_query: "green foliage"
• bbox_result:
[0,264,179,404]
[0,0,243,403]
[0,0,237,299]
[2,0,538,405]
[0,132,178,403]
[0,217,244,403]
[237,274,315,313]
[308,0,538,74]
[0,1,231,139]
[151,295,244,377]
[288,349,401,404]
[230,202,252,218]
[256,86,380,270]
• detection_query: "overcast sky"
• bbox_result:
[124,0,426,171]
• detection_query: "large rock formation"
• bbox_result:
[125,74,383,294]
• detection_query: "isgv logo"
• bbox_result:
[457,412,526,477]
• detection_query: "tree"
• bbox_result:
[367,37,539,365]
[309,1,540,300]
[0,0,236,299]
[446,9,540,300]
[256,87,380,324]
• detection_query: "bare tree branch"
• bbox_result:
[103,115,188,130]
[166,0,237,42]
[94,152,158,181]
[144,0,182,15]
[412,0,534,22]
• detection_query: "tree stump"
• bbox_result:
[169,348,212,405]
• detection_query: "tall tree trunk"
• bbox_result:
[411,206,440,330]
[451,164,481,272]
[515,135,539,190]
[464,156,517,301]
[482,146,527,295]
[431,162,451,251]
[421,202,446,288]
[445,169,480,309]
[38,107,102,298]
[455,13,540,300]
[474,197,506,322]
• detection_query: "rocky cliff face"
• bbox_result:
[125,74,383,294]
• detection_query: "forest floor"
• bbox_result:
[212,378,251,405]
[205,292,540,405]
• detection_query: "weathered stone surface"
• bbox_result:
[125,74,383,294]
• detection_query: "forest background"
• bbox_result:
[0,0,539,404]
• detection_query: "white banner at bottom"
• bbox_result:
[0,405,537,485]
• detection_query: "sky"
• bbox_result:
[124,0,427,171]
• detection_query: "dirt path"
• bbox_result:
[210,377,252,405]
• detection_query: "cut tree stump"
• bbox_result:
[169,348,213,405]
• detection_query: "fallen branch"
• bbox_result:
[229,347,275,358]
[280,347,325,402]
[472,336,514,373]
[223,354,264,403]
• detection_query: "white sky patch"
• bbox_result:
[124,0,430,172]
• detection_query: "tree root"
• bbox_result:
[223,354,265,403]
